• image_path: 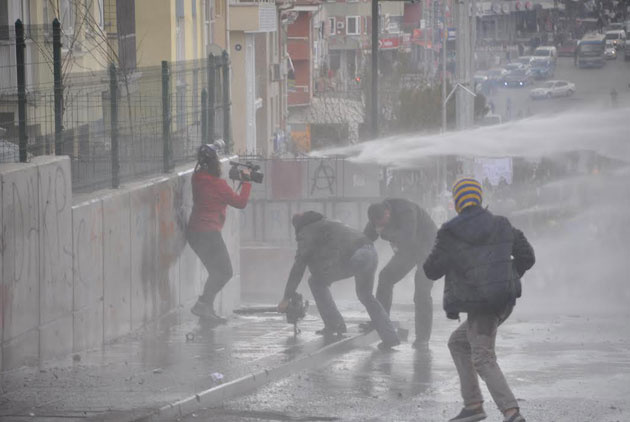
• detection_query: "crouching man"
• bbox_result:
[423,178,535,422]
[278,211,400,350]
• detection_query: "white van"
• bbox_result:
[532,46,558,63]
[605,30,627,49]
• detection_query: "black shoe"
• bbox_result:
[448,407,487,422]
[377,339,400,351]
[315,324,347,336]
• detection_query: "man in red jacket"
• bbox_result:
[187,144,251,321]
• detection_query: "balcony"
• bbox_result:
[229,0,278,33]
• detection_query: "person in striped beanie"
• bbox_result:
[423,177,535,422]
[452,177,483,214]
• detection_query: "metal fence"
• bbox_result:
[0,20,231,193]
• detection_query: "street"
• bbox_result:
[183,307,630,422]
[488,55,630,121]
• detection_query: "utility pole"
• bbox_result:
[441,0,447,133]
[455,0,474,129]
[371,0,379,139]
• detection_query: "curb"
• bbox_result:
[134,330,380,422]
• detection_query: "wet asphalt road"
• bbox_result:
[183,308,630,422]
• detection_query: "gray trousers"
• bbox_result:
[308,244,399,345]
[447,306,519,412]
[376,249,433,342]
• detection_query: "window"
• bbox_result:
[205,0,215,47]
[216,0,223,17]
[60,0,75,34]
[328,17,335,35]
[96,0,104,28]
[346,16,359,35]
[0,1,9,40]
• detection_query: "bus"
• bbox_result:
[576,33,606,68]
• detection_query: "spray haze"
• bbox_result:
[316,107,630,314]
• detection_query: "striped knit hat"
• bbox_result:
[452,178,483,214]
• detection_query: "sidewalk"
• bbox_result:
[0,304,381,422]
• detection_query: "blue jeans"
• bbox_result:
[308,244,399,345]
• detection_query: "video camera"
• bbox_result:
[228,161,264,184]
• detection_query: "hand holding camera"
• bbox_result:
[229,161,264,184]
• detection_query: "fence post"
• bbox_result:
[15,19,27,163]
[221,50,231,153]
[109,64,119,188]
[207,54,215,144]
[162,61,172,173]
[201,88,208,145]
[53,18,63,156]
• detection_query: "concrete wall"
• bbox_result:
[1,157,241,371]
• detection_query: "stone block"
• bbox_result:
[239,205,255,242]
[102,191,132,342]
[36,156,73,326]
[130,185,158,330]
[342,161,380,198]
[72,199,104,351]
[306,158,342,199]
[263,202,290,242]
[2,328,39,370]
[39,314,73,362]
[179,243,202,305]
[155,178,188,315]
[1,162,40,344]
[295,201,325,215]
[333,202,362,230]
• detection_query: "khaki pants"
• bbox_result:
[447,306,519,412]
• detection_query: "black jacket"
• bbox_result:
[283,211,371,299]
[364,198,437,258]
[423,206,535,316]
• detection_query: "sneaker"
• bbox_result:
[358,321,375,333]
[504,412,526,422]
[377,339,401,351]
[315,324,347,336]
[448,407,487,422]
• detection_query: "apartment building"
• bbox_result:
[0,0,135,157]
[324,0,404,89]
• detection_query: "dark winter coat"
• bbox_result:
[283,211,371,299]
[364,198,437,260]
[423,206,535,317]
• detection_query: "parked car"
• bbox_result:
[530,80,576,99]
[514,56,533,66]
[558,39,578,57]
[504,62,526,72]
[530,57,554,79]
[487,68,508,84]
[605,41,617,59]
[503,68,533,87]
